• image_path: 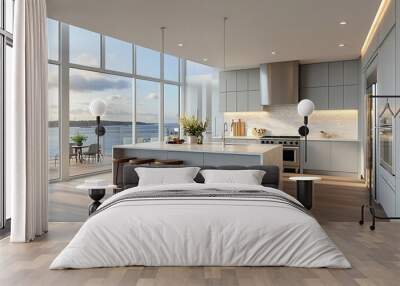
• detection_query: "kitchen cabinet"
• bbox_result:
[330,142,358,172]
[300,59,359,110]
[248,90,262,111]
[226,92,237,112]
[343,60,359,85]
[328,86,344,109]
[236,91,248,112]
[301,140,359,175]
[301,87,329,110]
[343,85,359,109]
[236,70,248,91]
[328,62,343,86]
[300,63,329,87]
[218,68,262,112]
[302,141,331,171]
[248,69,260,90]
[378,28,396,96]
[225,71,237,92]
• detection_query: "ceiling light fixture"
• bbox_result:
[203,58,208,62]
[338,43,345,47]
[271,51,276,55]
[339,21,347,25]
[178,43,184,47]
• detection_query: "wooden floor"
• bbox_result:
[1,173,398,286]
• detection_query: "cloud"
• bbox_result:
[107,94,122,101]
[145,92,159,100]
[70,73,131,92]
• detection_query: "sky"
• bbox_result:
[47,19,215,125]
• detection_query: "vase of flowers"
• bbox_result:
[70,133,88,146]
[180,116,208,145]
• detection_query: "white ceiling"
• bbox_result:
[47,0,381,69]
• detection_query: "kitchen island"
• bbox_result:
[113,142,283,186]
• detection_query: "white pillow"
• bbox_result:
[135,167,201,186]
[200,169,266,185]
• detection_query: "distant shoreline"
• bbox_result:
[48,120,154,128]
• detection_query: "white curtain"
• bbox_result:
[8,0,48,242]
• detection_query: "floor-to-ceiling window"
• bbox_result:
[47,20,187,179]
[1,0,14,230]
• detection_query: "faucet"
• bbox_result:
[222,122,229,146]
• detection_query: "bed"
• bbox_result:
[50,165,350,269]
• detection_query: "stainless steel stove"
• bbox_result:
[260,136,301,173]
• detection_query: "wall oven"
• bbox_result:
[378,103,395,175]
[260,136,300,173]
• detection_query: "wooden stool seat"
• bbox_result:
[154,159,184,165]
[129,158,155,165]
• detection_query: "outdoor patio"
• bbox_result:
[48,155,113,180]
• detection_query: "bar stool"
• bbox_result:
[113,157,137,192]
[153,159,184,165]
[128,158,156,165]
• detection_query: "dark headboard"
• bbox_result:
[122,165,280,190]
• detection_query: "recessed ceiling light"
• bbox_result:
[203,58,208,62]
[271,51,277,55]
[340,21,347,25]
[338,43,345,47]
[178,43,184,47]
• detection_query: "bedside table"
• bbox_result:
[288,176,321,210]
[77,182,117,215]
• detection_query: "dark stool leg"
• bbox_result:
[88,189,105,215]
[297,180,313,210]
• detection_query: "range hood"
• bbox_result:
[260,61,299,106]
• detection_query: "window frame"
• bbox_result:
[48,21,182,181]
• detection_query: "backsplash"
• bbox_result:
[224,106,358,140]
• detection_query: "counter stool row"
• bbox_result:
[113,157,184,192]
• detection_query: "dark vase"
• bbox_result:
[77,142,83,146]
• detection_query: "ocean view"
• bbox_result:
[48,123,179,158]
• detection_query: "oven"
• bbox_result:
[261,136,300,173]
[379,115,394,175]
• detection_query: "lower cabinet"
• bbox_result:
[377,173,396,217]
[301,140,359,175]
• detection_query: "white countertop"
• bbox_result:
[113,142,281,155]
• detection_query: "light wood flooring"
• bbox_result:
[1,173,397,286]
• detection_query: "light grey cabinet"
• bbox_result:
[328,62,344,86]
[248,90,262,111]
[301,87,329,109]
[219,92,227,112]
[302,141,331,171]
[300,63,329,87]
[300,59,359,110]
[248,69,260,90]
[344,85,359,109]
[343,60,359,85]
[328,86,344,109]
[226,71,237,92]
[330,142,358,172]
[218,68,261,112]
[236,70,248,91]
[301,140,359,175]
[236,91,248,112]
[226,92,237,112]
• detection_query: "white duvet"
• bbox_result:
[50,183,351,269]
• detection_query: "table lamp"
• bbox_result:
[297,99,315,162]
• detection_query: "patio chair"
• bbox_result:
[83,144,100,163]
[69,143,78,164]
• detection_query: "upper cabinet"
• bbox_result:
[219,68,261,112]
[343,60,359,85]
[378,28,396,96]
[300,63,328,87]
[248,69,260,90]
[300,59,360,110]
